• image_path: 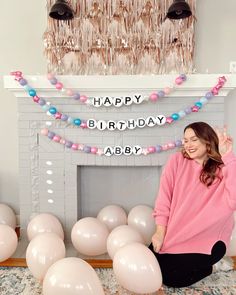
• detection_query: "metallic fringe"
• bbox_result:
[44,0,196,75]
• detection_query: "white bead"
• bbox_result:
[87,119,97,129]
[97,120,107,130]
[123,146,133,155]
[136,118,146,128]
[114,146,123,156]
[146,116,157,127]
[117,120,127,130]
[156,115,166,126]
[133,94,144,104]
[104,146,113,156]
[133,145,142,155]
[92,97,102,107]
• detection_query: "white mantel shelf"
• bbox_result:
[4,74,236,97]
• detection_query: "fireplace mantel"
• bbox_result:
[4,74,236,96]
[3,74,236,240]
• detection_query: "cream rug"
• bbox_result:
[0,267,236,295]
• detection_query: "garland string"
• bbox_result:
[10,71,227,131]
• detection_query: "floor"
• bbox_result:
[1,236,236,270]
[18,236,112,257]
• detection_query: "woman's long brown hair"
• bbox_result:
[182,122,223,187]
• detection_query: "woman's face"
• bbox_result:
[183,128,208,164]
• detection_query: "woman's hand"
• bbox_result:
[215,126,233,156]
[151,225,166,253]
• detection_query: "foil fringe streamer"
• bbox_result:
[44,0,196,75]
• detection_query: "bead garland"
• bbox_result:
[40,127,184,157]
[10,72,227,131]
[46,73,187,107]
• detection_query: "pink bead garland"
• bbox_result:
[47,73,187,105]
[11,71,227,131]
[40,128,183,156]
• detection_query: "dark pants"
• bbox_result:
[149,241,226,288]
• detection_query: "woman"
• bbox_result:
[150,121,236,287]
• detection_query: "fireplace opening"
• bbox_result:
[77,166,162,219]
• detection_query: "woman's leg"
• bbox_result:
[148,241,226,288]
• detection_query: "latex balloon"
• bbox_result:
[128,205,156,245]
[43,257,105,295]
[97,205,127,231]
[107,225,144,259]
[26,232,66,281]
[0,203,17,229]
[0,224,18,262]
[113,243,162,294]
[71,217,109,256]
[27,213,64,241]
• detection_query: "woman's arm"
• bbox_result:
[152,153,179,252]
[151,224,167,252]
[152,153,178,226]
[221,152,236,209]
[215,127,236,209]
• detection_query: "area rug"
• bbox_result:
[0,267,235,295]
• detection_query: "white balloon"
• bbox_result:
[27,213,64,241]
[0,224,18,262]
[26,232,66,281]
[43,257,105,295]
[0,203,17,229]
[97,205,127,232]
[128,205,156,245]
[107,225,144,259]
[71,217,109,256]
[113,243,162,294]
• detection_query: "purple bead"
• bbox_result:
[175,140,183,147]
[157,90,165,98]
[155,145,162,153]
[50,78,58,85]
[205,92,213,99]
[65,141,73,148]
[184,107,192,114]
[73,92,80,100]
[38,98,46,106]
[61,114,69,121]
[48,131,55,139]
[19,78,27,86]
[179,74,187,81]
[83,146,91,153]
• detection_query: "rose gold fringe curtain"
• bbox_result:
[44,0,196,75]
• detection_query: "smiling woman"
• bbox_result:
[183,129,209,164]
[150,121,236,288]
[183,122,224,185]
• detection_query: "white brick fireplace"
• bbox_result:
[4,74,236,240]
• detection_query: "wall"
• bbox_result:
[0,1,47,213]
[0,0,236,214]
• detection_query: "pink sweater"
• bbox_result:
[153,151,236,254]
